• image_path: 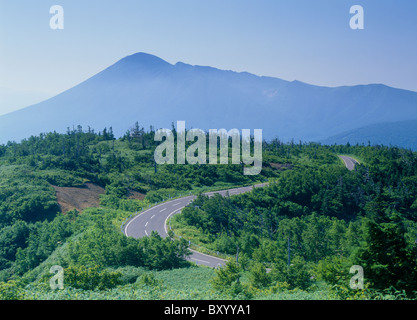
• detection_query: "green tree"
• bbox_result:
[314,255,352,286]
[249,262,271,289]
[355,214,417,294]
[210,260,245,295]
[137,272,162,287]
[270,256,312,290]
[64,265,122,290]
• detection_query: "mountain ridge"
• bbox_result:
[1,52,417,146]
[322,119,417,150]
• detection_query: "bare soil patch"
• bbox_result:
[52,183,105,214]
[127,189,146,200]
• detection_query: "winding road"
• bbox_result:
[123,155,358,268]
[123,184,268,268]
[338,155,359,171]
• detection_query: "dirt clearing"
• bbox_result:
[52,183,105,214]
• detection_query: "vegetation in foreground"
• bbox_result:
[0,124,416,300]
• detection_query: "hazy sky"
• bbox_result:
[1,0,417,115]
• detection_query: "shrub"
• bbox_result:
[64,265,122,291]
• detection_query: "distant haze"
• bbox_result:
[1,1,417,113]
[0,87,52,116]
[0,52,417,149]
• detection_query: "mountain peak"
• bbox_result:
[99,52,173,78]
[120,52,172,67]
[2,52,417,148]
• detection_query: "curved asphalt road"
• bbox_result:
[123,155,357,268]
[338,155,359,171]
[123,183,268,268]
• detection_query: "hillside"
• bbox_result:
[322,119,417,150]
[1,53,417,146]
[1,127,417,300]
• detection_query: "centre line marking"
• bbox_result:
[172,202,181,206]
[145,221,148,227]
[151,214,156,219]
[191,258,211,264]
[159,208,166,212]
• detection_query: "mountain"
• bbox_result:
[1,52,417,145]
[322,119,417,150]
[0,87,50,116]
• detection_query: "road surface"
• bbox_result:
[123,183,268,268]
[339,155,359,171]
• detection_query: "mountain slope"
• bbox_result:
[322,119,417,150]
[1,52,417,144]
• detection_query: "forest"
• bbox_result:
[0,123,417,300]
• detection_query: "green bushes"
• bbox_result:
[210,261,251,299]
[0,172,59,226]
[64,265,122,290]
[66,211,191,270]
[1,127,417,299]
[173,143,417,296]
[269,257,312,290]
[145,188,181,203]
[354,215,417,294]
[13,213,76,275]
[35,170,85,187]
[0,280,27,300]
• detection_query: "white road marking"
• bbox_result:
[191,258,211,264]
[145,221,148,227]
[123,189,271,267]
[164,207,187,235]
[124,200,179,236]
